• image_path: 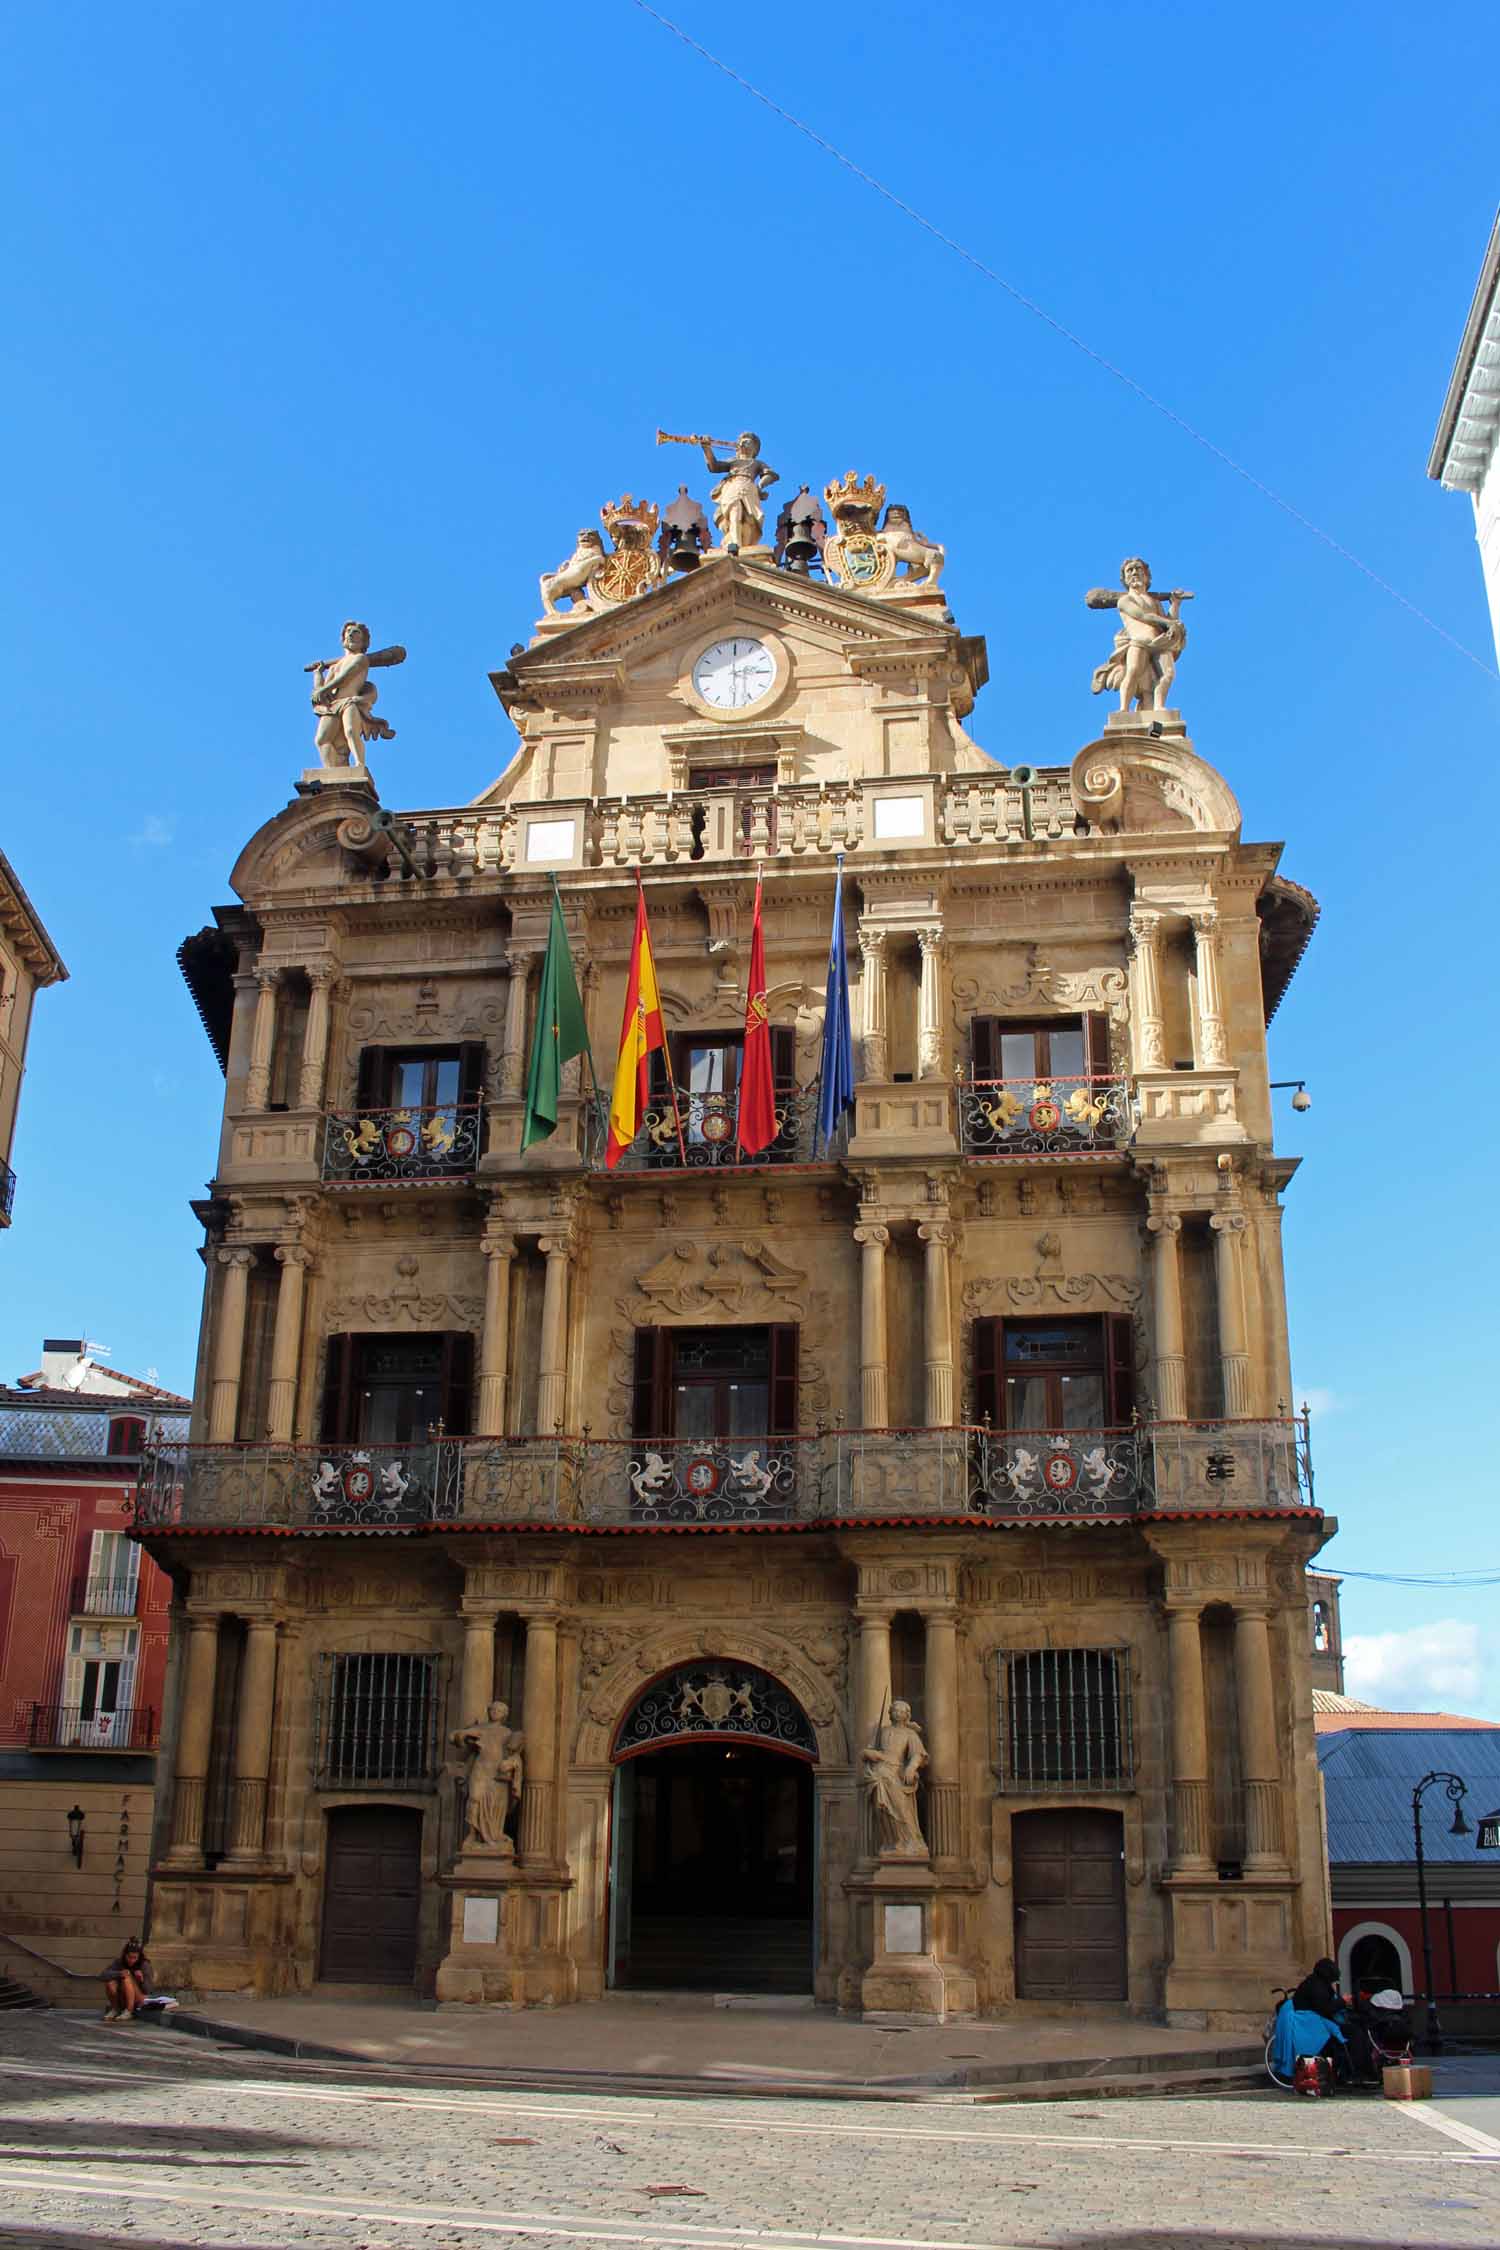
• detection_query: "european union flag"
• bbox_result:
[816,857,855,1155]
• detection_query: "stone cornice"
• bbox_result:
[0,848,67,983]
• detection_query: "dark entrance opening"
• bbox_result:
[1012,1806,1127,2001]
[611,1744,813,1993]
[319,1804,423,1984]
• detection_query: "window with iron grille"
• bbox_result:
[997,1649,1133,1791]
[314,1653,444,1789]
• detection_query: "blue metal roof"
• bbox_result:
[1317,1727,1500,1865]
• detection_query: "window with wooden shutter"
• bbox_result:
[972,1316,1001,1428]
[768,1323,799,1435]
[1105,1314,1136,1427]
[770,1024,797,1086]
[632,1329,669,1439]
[970,1017,999,1080]
[321,1334,355,1443]
[354,1046,382,1110]
[1085,1012,1112,1081]
[440,1332,474,1437]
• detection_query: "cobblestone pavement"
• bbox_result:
[0,2011,1496,2250]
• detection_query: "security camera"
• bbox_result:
[1291,1086,1311,1113]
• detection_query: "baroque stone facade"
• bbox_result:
[138,486,1330,2023]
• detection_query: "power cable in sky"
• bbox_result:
[629,1,1499,686]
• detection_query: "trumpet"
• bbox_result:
[656,427,735,449]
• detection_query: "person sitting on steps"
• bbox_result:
[102,1937,152,2022]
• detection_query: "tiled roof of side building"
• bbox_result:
[11,1372,191,1406]
[1318,1725,1500,1865]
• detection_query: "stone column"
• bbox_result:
[924,1608,960,1860]
[1233,1603,1286,1869]
[266,1247,310,1443]
[536,1235,572,1434]
[1191,910,1229,1068]
[224,1619,279,1864]
[917,925,945,1081]
[499,948,536,1098]
[208,1250,256,1443]
[243,968,281,1112]
[1146,1213,1186,1421]
[1210,1213,1252,1417]
[1165,1602,1213,1873]
[1128,908,1166,1071]
[458,1609,499,1722]
[296,963,338,1111]
[519,1613,559,1864]
[475,1234,516,1437]
[918,1221,956,1427]
[164,1615,221,1866]
[855,1606,893,1860]
[854,1224,890,1427]
[858,927,888,1082]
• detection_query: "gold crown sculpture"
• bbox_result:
[600,493,661,541]
[824,471,887,523]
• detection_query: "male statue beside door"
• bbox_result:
[452,1702,525,1856]
[862,1698,929,1858]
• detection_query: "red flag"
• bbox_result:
[606,880,677,1168]
[737,873,777,1156]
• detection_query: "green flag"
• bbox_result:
[521,884,591,1148]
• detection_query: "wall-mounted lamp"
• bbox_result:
[66,1804,85,1867]
[1270,1079,1312,1113]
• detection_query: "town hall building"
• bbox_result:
[136,449,1330,2021]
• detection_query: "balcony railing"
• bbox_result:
[0,1157,14,1223]
[322,1101,483,1185]
[30,1703,158,1752]
[74,1574,141,1619]
[957,1074,1129,1158]
[607,1081,819,1171]
[133,1417,1313,1533]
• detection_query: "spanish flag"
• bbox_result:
[736,872,776,1156]
[606,879,672,1168]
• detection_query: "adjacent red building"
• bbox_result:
[0,1341,189,2001]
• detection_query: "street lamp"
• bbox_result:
[65,1805,85,1867]
[1412,1769,1469,2053]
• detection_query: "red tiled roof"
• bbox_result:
[10,1374,190,1407]
[1314,1709,1499,1733]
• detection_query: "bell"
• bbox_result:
[667,528,702,573]
[782,523,819,575]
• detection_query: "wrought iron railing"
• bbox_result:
[29,1703,158,1752]
[957,1074,1129,1157]
[75,1574,141,1619]
[133,1418,1313,1531]
[0,1158,14,1223]
[971,1426,1148,1515]
[312,1652,444,1789]
[994,1648,1134,1791]
[321,1100,483,1184]
[603,1082,818,1170]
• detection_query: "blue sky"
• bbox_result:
[4,5,1496,1709]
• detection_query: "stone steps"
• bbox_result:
[0,1975,48,2011]
[621,1915,813,1994]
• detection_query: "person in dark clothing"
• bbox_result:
[1292,1957,1342,2020]
[1292,1957,1351,2079]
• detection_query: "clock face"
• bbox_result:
[692,636,776,711]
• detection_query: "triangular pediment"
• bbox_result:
[476,559,989,806]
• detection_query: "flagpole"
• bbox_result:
[552,873,608,1154]
[637,870,689,1168]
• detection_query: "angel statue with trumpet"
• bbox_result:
[657,427,779,552]
[305,621,407,770]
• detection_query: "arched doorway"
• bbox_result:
[319,1805,422,1984]
[608,1661,817,1994]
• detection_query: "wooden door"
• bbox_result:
[319,1805,422,1984]
[1012,1807,1127,2001]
